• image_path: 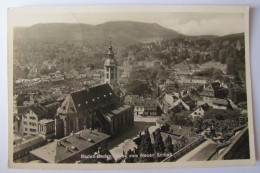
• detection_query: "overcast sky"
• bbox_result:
[9,7,245,36]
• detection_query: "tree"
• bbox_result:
[164,135,174,153]
[139,129,154,162]
[219,49,227,64]
[153,129,165,154]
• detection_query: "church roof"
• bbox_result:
[104,42,117,66]
[104,58,117,66]
[57,83,118,114]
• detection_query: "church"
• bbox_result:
[55,41,134,138]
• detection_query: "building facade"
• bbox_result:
[20,105,49,136]
[38,119,55,139]
[55,83,134,138]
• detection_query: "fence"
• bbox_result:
[162,135,206,162]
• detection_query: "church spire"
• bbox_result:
[104,37,117,85]
[107,37,114,58]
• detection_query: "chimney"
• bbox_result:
[83,125,86,130]
[98,147,101,154]
[77,133,80,138]
[70,131,74,136]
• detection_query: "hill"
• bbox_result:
[14,21,183,48]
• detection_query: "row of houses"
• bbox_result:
[159,82,230,121]
[124,95,162,117]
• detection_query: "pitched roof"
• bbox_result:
[174,61,191,70]
[99,104,133,127]
[181,95,195,108]
[30,129,110,163]
[212,98,229,106]
[210,82,221,90]
[14,136,45,153]
[30,104,49,120]
[200,103,210,111]
[143,99,158,107]
[18,105,49,120]
[58,83,118,114]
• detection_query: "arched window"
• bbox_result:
[69,119,74,133]
[60,120,64,137]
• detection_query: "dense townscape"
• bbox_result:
[12,22,249,163]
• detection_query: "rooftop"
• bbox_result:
[14,136,45,153]
[38,119,54,125]
[57,83,118,114]
[30,129,110,163]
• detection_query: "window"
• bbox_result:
[30,128,36,132]
[25,128,28,131]
[29,122,36,126]
[30,116,36,120]
[24,121,27,125]
[111,73,114,79]
[106,73,109,79]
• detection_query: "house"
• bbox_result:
[201,82,221,98]
[19,104,50,136]
[92,73,101,80]
[169,95,195,112]
[13,136,47,163]
[143,99,160,116]
[173,61,192,75]
[131,98,160,116]
[200,82,228,99]
[30,128,112,163]
[38,119,55,139]
[132,98,145,116]
[202,97,230,110]
[212,98,230,110]
[124,95,139,105]
[189,103,210,121]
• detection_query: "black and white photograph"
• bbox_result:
[7,5,255,169]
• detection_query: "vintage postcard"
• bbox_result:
[7,5,255,169]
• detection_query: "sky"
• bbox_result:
[8,6,245,36]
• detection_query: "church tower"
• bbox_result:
[104,38,117,85]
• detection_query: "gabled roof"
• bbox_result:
[200,103,210,111]
[58,83,118,114]
[174,61,191,70]
[210,82,221,90]
[18,105,49,120]
[212,98,229,106]
[124,95,139,105]
[181,95,195,108]
[30,104,50,120]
